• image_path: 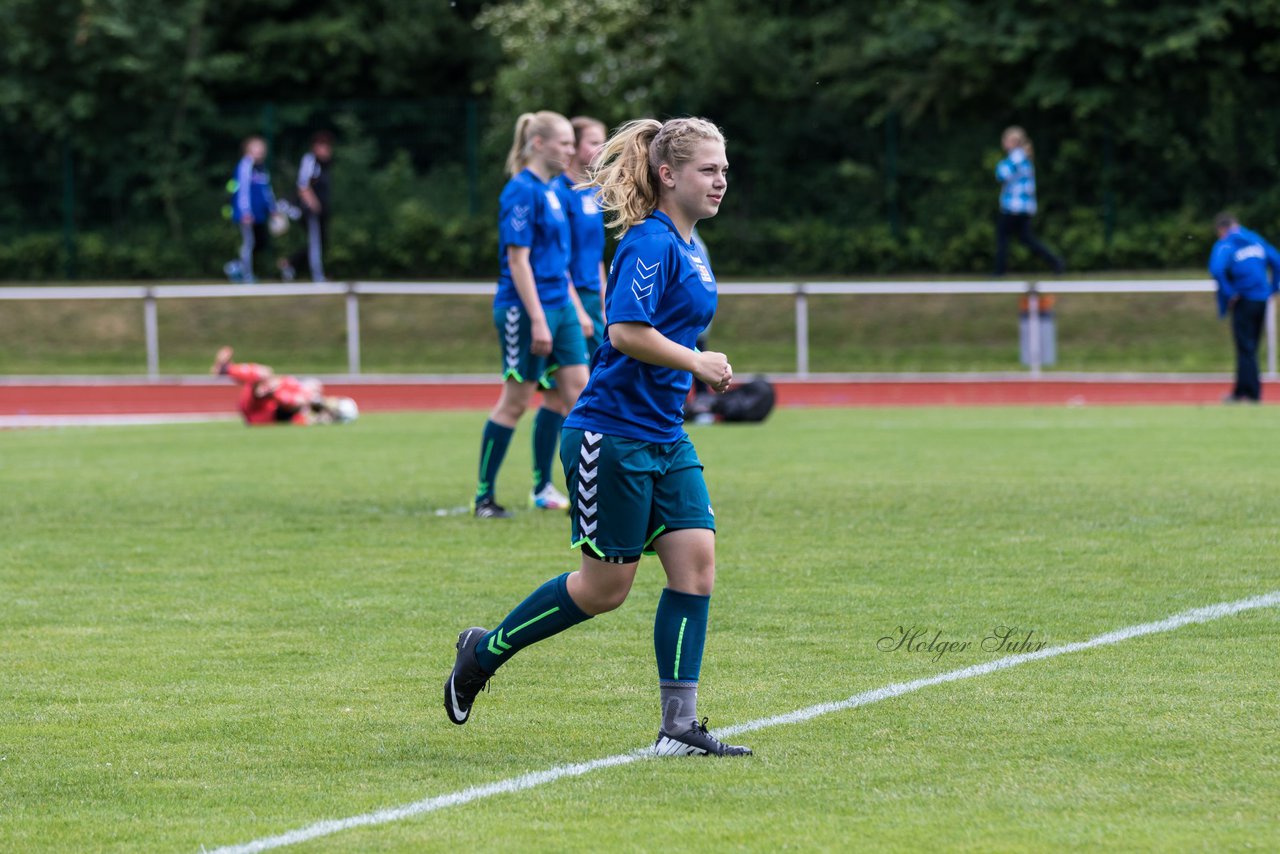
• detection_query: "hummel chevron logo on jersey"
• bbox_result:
[576,432,602,537]
[511,205,530,232]
[631,258,659,301]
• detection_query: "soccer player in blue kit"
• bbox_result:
[554,116,609,357]
[446,117,751,757]
[472,111,590,518]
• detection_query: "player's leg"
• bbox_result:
[308,211,327,283]
[237,222,256,282]
[474,378,536,517]
[1016,215,1065,274]
[249,223,270,284]
[474,304,545,518]
[648,448,750,756]
[446,428,651,725]
[530,307,590,510]
[1231,299,1265,401]
[994,212,1013,276]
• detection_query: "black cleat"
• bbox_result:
[444,627,492,725]
[474,497,513,519]
[653,717,752,757]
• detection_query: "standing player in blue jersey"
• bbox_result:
[224,136,277,284]
[554,116,609,357]
[445,117,751,757]
[1209,211,1280,403]
[994,126,1064,277]
[472,111,590,518]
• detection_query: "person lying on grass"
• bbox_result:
[211,346,357,425]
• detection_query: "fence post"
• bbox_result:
[346,282,362,376]
[794,283,810,377]
[1026,285,1042,378]
[1268,296,1277,380]
[144,288,159,379]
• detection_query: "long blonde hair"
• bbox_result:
[582,117,725,235]
[505,110,570,176]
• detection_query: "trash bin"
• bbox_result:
[1019,293,1056,367]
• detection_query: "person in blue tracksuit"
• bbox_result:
[994,126,1064,277]
[553,116,609,357]
[445,117,752,758]
[471,111,589,518]
[224,136,276,284]
[1208,212,1280,402]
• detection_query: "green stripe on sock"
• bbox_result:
[510,606,560,636]
[476,439,494,499]
[673,617,688,680]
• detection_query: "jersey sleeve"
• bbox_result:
[606,234,669,326]
[297,153,317,190]
[498,180,537,249]
[1208,241,1234,316]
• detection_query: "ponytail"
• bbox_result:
[584,119,662,236]
[582,117,725,236]
[505,110,570,176]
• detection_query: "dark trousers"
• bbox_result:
[1230,298,1268,401]
[995,212,1063,276]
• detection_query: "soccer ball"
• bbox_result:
[332,397,359,424]
[268,211,290,237]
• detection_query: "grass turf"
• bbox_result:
[0,284,1243,375]
[1,407,1277,852]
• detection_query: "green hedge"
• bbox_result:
[0,206,1215,282]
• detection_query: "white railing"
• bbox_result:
[0,279,1272,379]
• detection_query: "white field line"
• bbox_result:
[204,590,1280,854]
[0,413,234,429]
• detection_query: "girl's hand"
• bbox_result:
[693,350,733,393]
[530,317,553,356]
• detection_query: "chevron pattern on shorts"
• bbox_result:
[503,306,521,376]
[575,431,602,538]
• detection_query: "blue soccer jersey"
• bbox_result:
[552,175,606,293]
[495,169,571,311]
[565,211,717,443]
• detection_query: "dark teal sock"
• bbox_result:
[531,407,565,493]
[654,588,710,683]
[475,572,591,673]
[476,420,514,502]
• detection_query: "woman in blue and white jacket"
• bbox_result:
[994,126,1064,277]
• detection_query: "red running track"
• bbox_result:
[0,378,1262,417]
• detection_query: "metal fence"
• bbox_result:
[0,280,1273,379]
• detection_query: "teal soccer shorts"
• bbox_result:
[560,428,716,562]
[494,303,588,387]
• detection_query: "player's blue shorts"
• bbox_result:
[494,303,588,387]
[577,289,604,358]
[560,428,715,562]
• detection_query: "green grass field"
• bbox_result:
[0,280,1242,376]
[3,407,1278,852]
